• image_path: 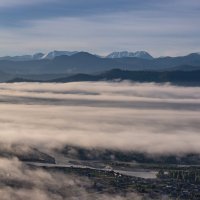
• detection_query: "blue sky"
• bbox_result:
[0,0,199,57]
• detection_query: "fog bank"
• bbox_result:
[0,82,200,154]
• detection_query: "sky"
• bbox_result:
[0,0,199,57]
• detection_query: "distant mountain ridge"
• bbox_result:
[42,50,79,59]
[0,50,154,61]
[0,52,200,74]
[0,51,80,61]
[106,51,153,59]
[0,50,199,61]
[0,53,45,61]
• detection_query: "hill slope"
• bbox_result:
[8,69,200,86]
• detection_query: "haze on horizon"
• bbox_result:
[0,0,199,57]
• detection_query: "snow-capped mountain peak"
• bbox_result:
[106,51,153,59]
[42,51,79,59]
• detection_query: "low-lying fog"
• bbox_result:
[0,81,199,199]
[0,81,200,155]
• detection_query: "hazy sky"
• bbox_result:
[0,0,200,57]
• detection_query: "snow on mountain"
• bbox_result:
[32,53,45,60]
[106,51,153,59]
[42,51,79,59]
[0,51,79,61]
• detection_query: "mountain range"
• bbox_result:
[0,51,79,61]
[106,51,153,59]
[0,50,154,61]
[0,51,200,83]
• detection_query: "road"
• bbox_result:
[25,162,157,179]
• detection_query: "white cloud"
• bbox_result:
[0,9,200,56]
[0,0,199,56]
[0,82,200,155]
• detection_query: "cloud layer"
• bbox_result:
[0,82,200,155]
[0,81,198,199]
[0,0,199,56]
